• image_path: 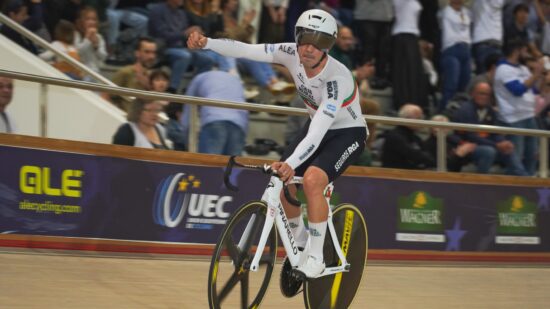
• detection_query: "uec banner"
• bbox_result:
[0,145,549,252]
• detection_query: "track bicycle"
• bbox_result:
[207,156,368,308]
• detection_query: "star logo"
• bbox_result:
[178,174,201,192]
[445,217,467,251]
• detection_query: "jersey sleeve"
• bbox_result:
[284,75,353,169]
[205,39,296,66]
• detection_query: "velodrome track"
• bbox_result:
[1,249,549,308]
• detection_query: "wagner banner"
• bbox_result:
[0,145,549,253]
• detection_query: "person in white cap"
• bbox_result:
[187,9,368,278]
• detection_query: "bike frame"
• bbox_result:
[244,176,350,278]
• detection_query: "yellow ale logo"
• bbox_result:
[19,165,84,198]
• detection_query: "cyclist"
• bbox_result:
[188,9,367,278]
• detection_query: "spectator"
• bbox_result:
[39,20,83,80]
[111,37,157,110]
[258,0,287,44]
[353,0,394,90]
[182,70,249,155]
[504,3,543,58]
[105,0,148,50]
[329,25,355,70]
[148,0,214,92]
[186,0,235,72]
[164,101,187,151]
[220,0,293,94]
[471,0,505,74]
[0,77,16,134]
[74,6,108,79]
[1,0,43,54]
[452,81,528,175]
[391,0,428,112]
[381,104,435,169]
[494,38,542,175]
[439,0,472,112]
[423,114,476,172]
[112,98,170,149]
[149,69,170,105]
[534,0,550,55]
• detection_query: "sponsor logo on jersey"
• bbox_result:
[264,44,275,54]
[327,80,339,100]
[347,106,357,120]
[323,110,335,118]
[278,45,295,55]
[327,104,336,112]
[299,144,315,160]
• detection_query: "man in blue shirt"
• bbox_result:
[182,71,249,155]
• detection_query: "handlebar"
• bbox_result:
[223,156,302,207]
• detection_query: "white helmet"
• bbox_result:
[295,9,338,52]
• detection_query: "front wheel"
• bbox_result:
[303,203,368,309]
[207,201,277,309]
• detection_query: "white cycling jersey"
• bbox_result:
[204,38,367,169]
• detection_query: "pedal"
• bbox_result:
[279,257,303,298]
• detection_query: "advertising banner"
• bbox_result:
[1,145,549,253]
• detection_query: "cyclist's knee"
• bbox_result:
[302,167,328,195]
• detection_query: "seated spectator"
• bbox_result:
[148,0,214,93]
[149,69,171,105]
[74,6,107,79]
[220,0,293,95]
[1,0,43,54]
[452,81,529,176]
[105,0,148,51]
[329,25,355,70]
[164,101,187,151]
[112,98,170,149]
[110,37,157,110]
[494,38,542,175]
[423,114,476,172]
[0,77,16,133]
[381,104,435,169]
[39,20,83,80]
[182,70,249,155]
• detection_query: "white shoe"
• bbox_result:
[269,80,295,94]
[244,88,260,99]
[296,255,325,278]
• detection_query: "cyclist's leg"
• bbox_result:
[280,184,308,248]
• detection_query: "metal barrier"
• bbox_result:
[1,68,548,177]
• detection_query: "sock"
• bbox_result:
[289,216,307,248]
[308,221,327,262]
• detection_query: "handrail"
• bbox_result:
[0,68,548,177]
[0,12,115,86]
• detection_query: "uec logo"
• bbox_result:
[153,173,231,228]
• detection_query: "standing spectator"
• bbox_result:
[439,0,473,112]
[494,38,542,175]
[504,3,543,58]
[471,0,505,74]
[452,81,528,176]
[39,20,82,80]
[164,102,187,151]
[112,99,170,149]
[534,0,550,55]
[328,25,356,70]
[1,0,43,54]
[0,77,16,134]
[391,0,428,112]
[110,37,157,110]
[423,114,476,172]
[148,0,214,93]
[381,104,435,169]
[74,6,108,79]
[182,70,249,156]
[353,0,394,90]
[258,0,287,44]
